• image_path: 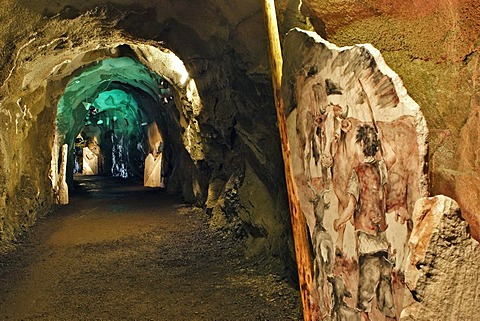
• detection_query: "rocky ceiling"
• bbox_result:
[0,0,479,294]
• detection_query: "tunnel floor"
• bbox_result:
[0,176,302,320]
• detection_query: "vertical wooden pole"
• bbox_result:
[262,1,314,320]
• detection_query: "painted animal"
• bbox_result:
[294,77,329,181]
[312,227,335,318]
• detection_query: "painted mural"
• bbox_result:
[283,29,428,320]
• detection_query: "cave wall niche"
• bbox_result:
[283,28,428,320]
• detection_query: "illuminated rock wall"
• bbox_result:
[402,195,480,321]
[0,1,478,297]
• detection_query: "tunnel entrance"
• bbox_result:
[49,44,201,204]
[56,56,171,187]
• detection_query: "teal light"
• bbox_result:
[56,56,163,142]
[91,89,141,130]
[55,56,170,179]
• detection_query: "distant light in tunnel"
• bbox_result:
[82,102,91,110]
[56,56,163,139]
[51,49,201,185]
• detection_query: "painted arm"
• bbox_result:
[333,194,356,231]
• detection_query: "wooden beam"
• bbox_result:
[262,1,315,320]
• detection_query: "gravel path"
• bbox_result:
[0,176,302,320]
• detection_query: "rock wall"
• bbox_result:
[301,0,480,240]
[0,1,478,307]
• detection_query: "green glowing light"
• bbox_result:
[56,56,163,143]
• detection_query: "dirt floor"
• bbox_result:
[0,176,303,320]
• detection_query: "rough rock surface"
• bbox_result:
[402,195,480,321]
[0,1,479,307]
[0,177,303,320]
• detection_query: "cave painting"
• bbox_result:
[284,29,427,320]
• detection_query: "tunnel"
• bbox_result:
[52,50,191,193]
[1,1,480,320]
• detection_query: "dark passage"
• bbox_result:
[0,177,301,320]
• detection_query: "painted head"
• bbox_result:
[355,124,380,158]
[313,80,351,168]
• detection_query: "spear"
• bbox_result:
[358,79,378,134]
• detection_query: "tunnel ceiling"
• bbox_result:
[56,56,170,144]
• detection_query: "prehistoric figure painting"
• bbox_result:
[283,29,428,320]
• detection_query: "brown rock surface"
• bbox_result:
[456,105,480,240]
[0,1,479,304]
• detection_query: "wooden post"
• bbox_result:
[262,1,314,320]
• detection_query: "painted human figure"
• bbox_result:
[334,124,397,321]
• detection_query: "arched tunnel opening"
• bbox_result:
[55,55,176,192]
[48,43,205,206]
